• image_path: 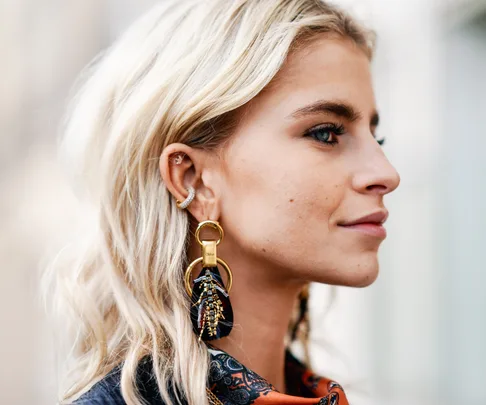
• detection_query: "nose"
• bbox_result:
[351,139,401,196]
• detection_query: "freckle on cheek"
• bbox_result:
[262,248,266,252]
[289,199,294,202]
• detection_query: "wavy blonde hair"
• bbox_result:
[43,1,375,404]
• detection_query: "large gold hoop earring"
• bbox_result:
[184,257,232,296]
[184,220,234,341]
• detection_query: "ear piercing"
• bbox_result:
[172,152,186,165]
[176,185,196,209]
[170,153,194,209]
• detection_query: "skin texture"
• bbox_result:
[160,35,400,394]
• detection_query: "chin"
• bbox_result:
[351,267,379,287]
[312,256,380,287]
[349,256,380,287]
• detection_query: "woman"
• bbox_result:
[45,0,400,404]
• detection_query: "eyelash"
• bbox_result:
[304,123,385,147]
[304,123,345,147]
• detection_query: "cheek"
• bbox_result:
[220,142,345,262]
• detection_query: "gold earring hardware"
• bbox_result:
[195,220,224,246]
[184,257,232,296]
[184,220,232,296]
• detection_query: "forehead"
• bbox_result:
[254,35,376,116]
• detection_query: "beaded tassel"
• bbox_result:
[190,266,233,341]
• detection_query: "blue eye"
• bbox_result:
[304,123,345,146]
[304,123,386,147]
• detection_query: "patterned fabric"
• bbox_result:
[190,266,234,341]
[206,343,349,405]
[73,344,349,404]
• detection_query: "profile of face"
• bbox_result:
[162,35,400,289]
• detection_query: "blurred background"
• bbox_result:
[1,0,485,404]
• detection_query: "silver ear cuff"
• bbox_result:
[176,185,196,209]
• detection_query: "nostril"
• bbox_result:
[366,184,387,192]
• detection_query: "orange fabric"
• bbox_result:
[228,380,348,404]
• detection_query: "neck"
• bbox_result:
[206,253,303,393]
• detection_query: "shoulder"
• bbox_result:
[72,357,171,405]
[72,365,125,404]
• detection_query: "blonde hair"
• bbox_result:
[43,1,375,404]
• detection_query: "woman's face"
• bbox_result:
[213,35,400,288]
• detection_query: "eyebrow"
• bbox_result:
[288,99,380,126]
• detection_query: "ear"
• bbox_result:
[159,143,221,222]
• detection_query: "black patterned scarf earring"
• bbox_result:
[184,220,234,341]
[290,283,311,365]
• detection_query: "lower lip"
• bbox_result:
[338,223,387,238]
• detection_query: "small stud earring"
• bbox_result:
[172,152,186,165]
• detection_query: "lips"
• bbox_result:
[338,210,388,226]
[337,210,389,238]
